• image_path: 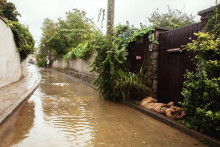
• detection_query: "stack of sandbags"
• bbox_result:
[140,97,185,119]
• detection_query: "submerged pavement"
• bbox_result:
[0,65,41,124]
[0,66,208,147]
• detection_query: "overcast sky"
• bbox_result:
[8,0,216,47]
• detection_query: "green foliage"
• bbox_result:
[206,2,220,37]
[47,9,94,58]
[37,9,95,65]
[38,8,156,101]
[8,21,35,60]
[148,6,195,29]
[0,0,7,15]
[181,5,220,137]
[182,33,220,137]
[0,1,20,21]
[36,57,47,67]
[64,39,93,61]
[0,1,34,60]
[91,23,156,101]
[73,42,90,59]
[36,18,56,65]
[91,36,129,100]
[113,70,152,100]
[64,9,106,61]
[195,108,220,134]
[113,23,158,50]
[97,8,105,32]
[64,49,76,61]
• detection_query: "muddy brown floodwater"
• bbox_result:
[0,66,208,147]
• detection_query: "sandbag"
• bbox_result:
[140,97,185,119]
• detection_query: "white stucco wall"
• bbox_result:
[0,17,27,87]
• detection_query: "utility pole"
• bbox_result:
[107,0,115,35]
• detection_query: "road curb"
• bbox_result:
[0,72,41,124]
[124,101,220,147]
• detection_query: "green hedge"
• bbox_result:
[8,21,35,60]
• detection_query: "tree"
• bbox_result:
[148,7,195,29]
[0,0,20,21]
[37,9,95,66]
[36,18,56,67]
[0,0,7,17]
[45,9,94,58]
[0,0,6,9]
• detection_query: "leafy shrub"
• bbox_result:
[181,5,220,137]
[91,24,157,101]
[64,39,93,61]
[181,32,220,137]
[36,57,47,67]
[113,70,152,100]
[92,43,130,100]
[64,49,77,61]
[73,42,90,59]
[113,23,158,50]
[206,2,220,37]
[8,21,35,60]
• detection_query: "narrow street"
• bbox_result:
[0,65,207,147]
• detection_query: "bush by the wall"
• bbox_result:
[36,57,47,67]
[8,21,35,60]
[1,1,34,60]
[181,5,220,137]
[91,24,157,101]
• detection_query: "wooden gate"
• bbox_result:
[157,23,201,104]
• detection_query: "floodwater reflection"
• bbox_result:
[0,66,208,147]
[0,99,34,146]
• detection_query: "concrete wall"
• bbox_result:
[51,55,97,87]
[51,54,97,75]
[0,17,27,87]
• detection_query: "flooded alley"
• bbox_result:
[0,66,207,147]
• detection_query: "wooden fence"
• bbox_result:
[157,23,201,104]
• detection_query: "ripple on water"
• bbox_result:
[52,83,69,87]
[0,68,209,147]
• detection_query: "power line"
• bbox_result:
[55,0,63,18]
[55,0,78,20]
[59,0,68,18]
[68,0,77,12]
[66,0,73,12]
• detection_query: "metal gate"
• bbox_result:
[157,23,201,104]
